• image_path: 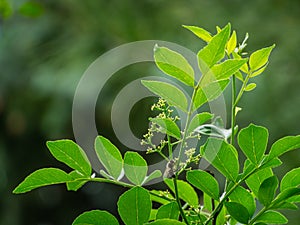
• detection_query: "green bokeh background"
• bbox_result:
[0,0,299,224]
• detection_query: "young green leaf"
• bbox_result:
[258,175,278,206]
[229,186,256,217]
[187,170,220,200]
[141,80,188,111]
[164,178,199,207]
[156,201,179,220]
[154,45,195,87]
[200,138,239,182]
[225,202,250,224]
[272,187,300,207]
[238,124,268,165]
[268,135,300,161]
[13,168,72,194]
[72,210,119,225]
[66,170,89,191]
[183,25,212,42]
[145,219,186,225]
[245,168,273,196]
[118,187,151,225]
[250,63,268,77]
[46,140,91,176]
[227,30,237,54]
[187,112,213,134]
[198,23,231,73]
[193,79,230,110]
[124,151,147,185]
[95,136,123,180]
[249,44,275,71]
[280,167,300,191]
[150,117,181,140]
[143,170,162,185]
[244,83,256,92]
[255,210,288,224]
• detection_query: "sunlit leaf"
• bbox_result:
[183,25,212,42]
[187,170,220,200]
[66,170,89,191]
[72,210,119,225]
[13,168,71,194]
[154,45,194,86]
[255,210,288,224]
[238,124,268,165]
[118,187,151,225]
[156,201,179,220]
[244,83,256,92]
[249,44,275,71]
[198,24,231,73]
[281,168,300,191]
[124,151,147,185]
[164,178,199,207]
[150,118,181,140]
[227,30,237,54]
[47,140,91,176]
[141,80,188,111]
[95,136,123,180]
[200,138,239,181]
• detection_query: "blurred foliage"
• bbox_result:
[0,0,299,224]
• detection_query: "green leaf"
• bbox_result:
[124,151,147,185]
[143,170,162,185]
[187,112,213,134]
[145,219,186,225]
[183,25,212,42]
[198,24,231,73]
[46,140,91,176]
[227,31,237,54]
[95,136,123,180]
[281,168,300,191]
[193,79,230,110]
[141,80,188,111]
[154,45,194,86]
[72,210,119,225]
[150,118,181,140]
[150,190,173,205]
[200,138,239,181]
[118,187,151,225]
[203,192,213,212]
[250,64,268,77]
[268,135,300,161]
[244,83,256,92]
[210,59,248,81]
[156,201,179,220]
[255,210,288,224]
[260,157,282,170]
[187,170,220,200]
[13,168,71,194]
[238,124,268,165]
[272,188,300,207]
[67,170,89,191]
[18,1,44,18]
[150,209,158,221]
[229,186,256,217]
[246,168,273,196]
[164,178,199,207]
[249,44,275,71]
[225,202,250,224]
[235,70,244,81]
[258,175,278,206]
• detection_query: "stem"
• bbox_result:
[230,75,237,145]
[248,206,268,225]
[173,175,190,225]
[234,72,252,107]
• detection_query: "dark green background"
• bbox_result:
[1,0,299,224]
